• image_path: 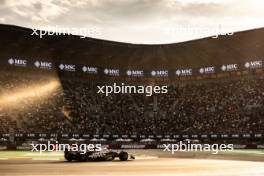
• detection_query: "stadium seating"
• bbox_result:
[0,70,263,136]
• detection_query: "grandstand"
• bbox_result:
[0,24,263,145]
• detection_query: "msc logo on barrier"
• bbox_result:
[151,70,168,77]
[199,66,215,74]
[59,64,76,72]
[176,69,192,76]
[221,64,238,72]
[82,66,98,74]
[244,61,262,69]
[104,68,120,76]
[8,58,27,67]
[34,61,52,69]
[126,70,144,77]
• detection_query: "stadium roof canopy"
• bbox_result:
[0,24,263,70]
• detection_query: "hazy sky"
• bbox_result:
[0,0,264,44]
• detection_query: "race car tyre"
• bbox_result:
[65,153,72,162]
[77,154,87,162]
[119,151,128,161]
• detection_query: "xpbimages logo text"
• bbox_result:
[31,141,102,154]
[97,83,168,96]
[161,142,234,154]
[31,25,102,38]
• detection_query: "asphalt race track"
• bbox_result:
[1,158,264,176]
[1,150,264,176]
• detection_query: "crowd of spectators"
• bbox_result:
[0,70,263,136]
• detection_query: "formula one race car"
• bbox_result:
[64,148,135,162]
